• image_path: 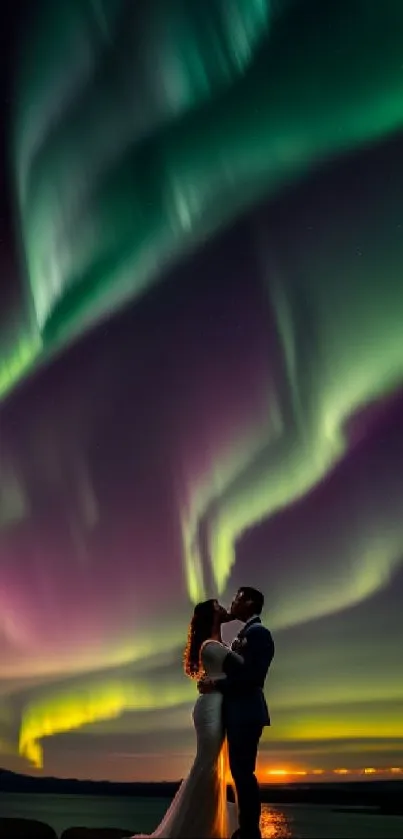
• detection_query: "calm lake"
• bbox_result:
[1,792,403,838]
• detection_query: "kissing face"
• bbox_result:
[230,590,252,622]
[214,600,230,623]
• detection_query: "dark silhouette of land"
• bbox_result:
[1,769,402,815]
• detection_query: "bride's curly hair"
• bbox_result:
[183,599,216,679]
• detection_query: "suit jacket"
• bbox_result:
[217,617,274,729]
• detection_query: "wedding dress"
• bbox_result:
[129,639,239,838]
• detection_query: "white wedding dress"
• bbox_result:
[129,639,239,838]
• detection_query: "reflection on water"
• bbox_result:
[261,805,293,838]
[260,802,403,839]
[2,794,403,838]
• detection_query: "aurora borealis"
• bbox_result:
[0,0,403,782]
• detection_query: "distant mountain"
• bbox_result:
[0,768,180,798]
[1,769,402,814]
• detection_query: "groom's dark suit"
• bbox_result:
[217,616,274,839]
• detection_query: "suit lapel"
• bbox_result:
[230,618,261,648]
[239,616,261,639]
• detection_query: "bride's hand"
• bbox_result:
[197,678,215,694]
[232,638,247,653]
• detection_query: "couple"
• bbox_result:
[129,586,274,839]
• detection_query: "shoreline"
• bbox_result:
[1,770,403,814]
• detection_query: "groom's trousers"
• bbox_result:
[227,721,263,838]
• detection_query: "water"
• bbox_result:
[1,792,403,838]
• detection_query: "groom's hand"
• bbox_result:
[197,678,216,694]
[231,638,247,653]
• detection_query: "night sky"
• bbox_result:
[0,0,403,783]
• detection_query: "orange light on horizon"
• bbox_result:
[265,768,307,779]
[261,766,402,781]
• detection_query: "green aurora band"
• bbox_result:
[11,0,403,596]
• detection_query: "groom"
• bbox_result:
[198,586,274,839]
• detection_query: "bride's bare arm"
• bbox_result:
[225,647,245,665]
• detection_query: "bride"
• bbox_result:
[128,599,242,838]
